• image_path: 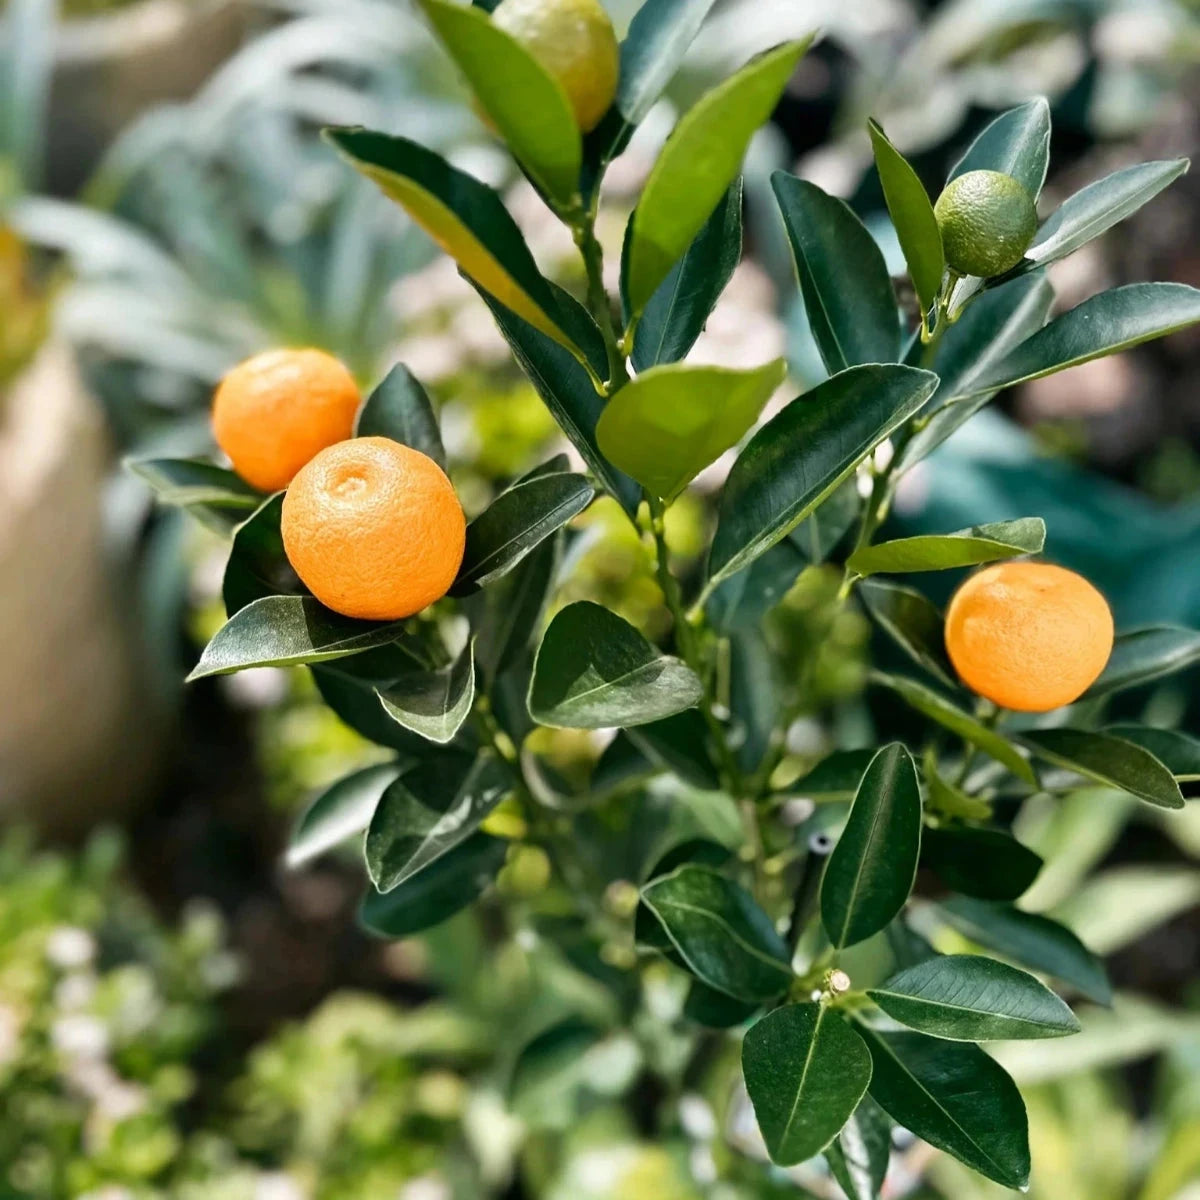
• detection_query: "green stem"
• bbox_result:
[573,214,627,392]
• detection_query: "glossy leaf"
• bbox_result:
[454,472,593,593]
[326,127,574,352]
[793,749,874,800]
[126,457,261,510]
[188,596,407,680]
[222,493,303,617]
[359,832,507,937]
[921,826,1042,902]
[743,1004,872,1165]
[847,518,1044,578]
[962,283,1200,396]
[313,657,446,755]
[641,865,792,1000]
[772,172,899,372]
[355,362,446,469]
[949,98,1051,200]
[1027,159,1189,268]
[624,39,811,315]
[937,897,1112,1005]
[529,601,703,728]
[874,673,1036,785]
[365,751,510,891]
[286,763,402,869]
[868,119,944,314]
[859,579,956,688]
[1021,728,1184,809]
[418,0,580,208]
[1106,724,1200,780]
[597,358,785,500]
[860,1028,1030,1189]
[869,954,1078,1041]
[825,1096,891,1200]
[1086,625,1200,698]
[377,640,475,745]
[821,743,922,949]
[709,365,938,584]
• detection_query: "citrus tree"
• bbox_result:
[133,0,1200,1192]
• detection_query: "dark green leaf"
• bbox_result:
[937,897,1112,1005]
[286,763,402,869]
[126,456,261,510]
[683,980,759,1028]
[772,172,899,373]
[790,479,861,564]
[417,0,581,208]
[376,640,476,745]
[792,750,874,800]
[859,1028,1029,1189]
[948,98,1051,200]
[355,363,446,470]
[962,283,1200,396]
[1105,725,1200,780]
[1021,728,1183,809]
[627,711,721,790]
[743,1004,872,1165]
[596,359,785,500]
[529,601,703,729]
[873,673,1036,785]
[1086,625,1200,698]
[313,658,443,754]
[640,865,792,1001]
[624,40,811,315]
[359,832,507,937]
[859,579,956,688]
[921,825,1042,902]
[728,629,780,773]
[821,743,922,949]
[709,365,939,583]
[632,179,742,370]
[868,119,944,314]
[326,127,575,353]
[454,472,592,593]
[188,596,408,680]
[847,518,1044,578]
[826,1096,891,1200]
[365,751,510,891]
[222,493,303,617]
[706,539,806,634]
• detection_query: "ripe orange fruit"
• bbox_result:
[212,348,361,492]
[944,562,1114,712]
[281,437,465,621]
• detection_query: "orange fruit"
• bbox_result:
[212,348,361,492]
[281,437,465,621]
[944,562,1114,712]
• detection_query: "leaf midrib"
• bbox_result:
[646,895,790,985]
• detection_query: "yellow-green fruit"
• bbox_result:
[934,169,1038,278]
[491,0,619,133]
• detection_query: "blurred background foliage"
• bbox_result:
[0,0,1199,1196]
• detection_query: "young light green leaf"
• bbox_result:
[1021,728,1184,809]
[873,673,1036,785]
[355,362,447,470]
[847,518,1044,577]
[417,0,581,208]
[961,283,1200,396]
[126,457,261,510]
[1026,159,1189,268]
[641,864,792,1001]
[820,743,922,949]
[742,1004,872,1166]
[365,751,510,891]
[868,955,1078,1041]
[1086,625,1200,698]
[624,39,811,315]
[921,826,1042,902]
[222,493,303,617]
[326,128,575,353]
[868,119,944,315]
[631,179,742,370]
[825,1096,891,1200]
[858,579,956,688]
[359,832,507,937]
[772,172,900,373]
[859,1028,1030,1190]
[709,365,939,584]
[1105,724,1200,780]
[529,601,703,728]
[596,359,785,500]
[286,763,403,869]
[376,640,476,745]
[948,98,1051,200]
[188,596,408,680]
[937,897,1112,1006]
[454,472,593,592]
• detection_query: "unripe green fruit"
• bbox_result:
[934,169,1038,278]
